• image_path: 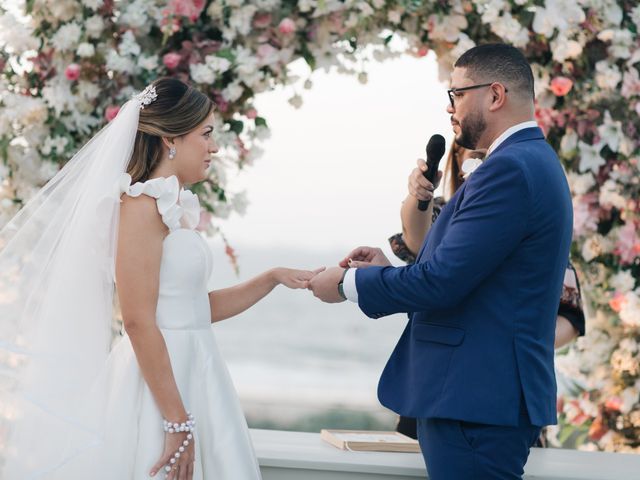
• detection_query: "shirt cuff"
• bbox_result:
[342,268,358,303]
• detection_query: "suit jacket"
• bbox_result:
[356,127,573,427]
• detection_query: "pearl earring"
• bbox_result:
[169,147,176,160]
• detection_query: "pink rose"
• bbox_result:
[253,12,272,29]
[245,108,257,119]
[550,77,573,96]
[169,0,204,21]
[615,220,640,264]
[609,293,626,313]
[416,46,429,57]
[163,52,182,70]
[278,18,296,35]
[105,105,120,122]
[65,63,81,81]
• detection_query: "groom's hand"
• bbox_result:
[339,246,392,268]
[308,267,346,303]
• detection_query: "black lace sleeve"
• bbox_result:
[388,197,446,265]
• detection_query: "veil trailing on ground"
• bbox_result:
[0,97,144,478]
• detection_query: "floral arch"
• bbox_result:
[0,0,638,452]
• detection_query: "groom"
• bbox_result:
[309,43,573,479]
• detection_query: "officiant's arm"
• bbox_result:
[356,155,530,317]
[116,194,188,423]
[208,267,323,322]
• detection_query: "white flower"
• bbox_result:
[595,60,622,90]
[222,82,243,102]
[478,0,507,24]
[597,111,623,152]
[231,191,248,215]
[105,50,136,74]
[119,31,141,57]
[387,9,402,24]
[82,0,104,10]
[228,5,257,36]
[632,5,640,31]
[357,1,374,17]
[550,35,583,62]
[205,55,232,74]
[532,0,585,37]
[620,386,639,415]
[560,129,578,155]
[298,0,317,13]
[85,15,104,38]
[190,64,216,84]
[566,171,595,195]
[0,12,39,54]
[76,42,95,57]
[599,179,626,210]
[600,29,634,60]
[581,234,609,262]
[610,270,636,294]
[41,77,77,117]
[138,55,159,71]
[50,22,82,51]
[234,46,259,76]
[619,290,640,328]
[491,12,529,48]
[41,136,69,156]
[577,141,605,173]
[120,0,150,28]
[77,81,100,101]
[425,14,467,43]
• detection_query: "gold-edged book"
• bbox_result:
[320,429,421,453]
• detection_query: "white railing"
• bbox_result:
[251,429,640,480]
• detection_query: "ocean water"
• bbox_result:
[207,242,408,430]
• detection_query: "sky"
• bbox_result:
[211,50,452,261]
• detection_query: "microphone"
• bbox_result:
[417,134,446,211]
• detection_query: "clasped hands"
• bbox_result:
[306,246,392,303]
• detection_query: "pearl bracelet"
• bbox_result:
[163,412,195,433]
[164,433,194,473]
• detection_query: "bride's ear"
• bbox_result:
[161,137,174,150]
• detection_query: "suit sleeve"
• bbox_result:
[356,155,532,318]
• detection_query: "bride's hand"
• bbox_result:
[272,267,326,289]
[150,432,195,480]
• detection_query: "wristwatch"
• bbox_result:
[337,268,349,300]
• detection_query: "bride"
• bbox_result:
[0,77,321,479]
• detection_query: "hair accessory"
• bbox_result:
[132,85,158,110]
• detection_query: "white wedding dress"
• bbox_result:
[17,175,262,479]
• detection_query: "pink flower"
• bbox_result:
[65,63,81,81]
[163,52,182,70]
[105,105,120,122]
[604,396,622,412]
[245,108,257,119]
[278,18,296,35]
[168,0,204,21]
[196,210,212,232]
[256,44,279,66]
[615,221,640,264]
[416,46,429,57]
[550,77,573,96]
[572,196,597,237]
[253,12,272,29]
[609,292,627,313]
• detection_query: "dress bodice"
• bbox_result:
[120,174,213,330]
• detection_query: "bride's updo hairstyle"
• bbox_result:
[128,77,214,183]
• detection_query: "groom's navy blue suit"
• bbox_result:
[355,127,573,478]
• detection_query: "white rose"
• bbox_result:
[76,42,95,57]
[85,15,104,38]
[189,64,215,84]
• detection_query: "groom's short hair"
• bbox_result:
[455,43,534,101]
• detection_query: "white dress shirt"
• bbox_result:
[342,120,539,304]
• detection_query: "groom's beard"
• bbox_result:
[455,111,487,150]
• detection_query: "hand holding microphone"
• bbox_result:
[416,134,446,211]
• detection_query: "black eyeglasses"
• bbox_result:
[447,82,508,108]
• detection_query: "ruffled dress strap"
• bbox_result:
[119,173,200,231]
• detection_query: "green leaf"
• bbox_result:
[216,48,236,62]
[255,116,268,127]
[228,119,244,134]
